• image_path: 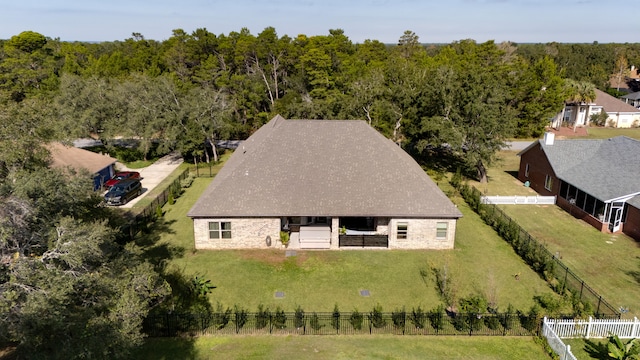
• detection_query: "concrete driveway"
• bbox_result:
[112,152,184,208]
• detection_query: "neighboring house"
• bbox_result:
[551,89,640,129]
[609,65,640,94]
[188,115,462,250]
[517,133,640,239]
[620,91,640,109]
[47,142,117,190]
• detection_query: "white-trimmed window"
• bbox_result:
[524,163,529,178]
[209,221,232,239]
[397,222,408,239]
[436,222,448,239]
[544,175,553,191]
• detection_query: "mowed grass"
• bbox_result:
[586,126,640,140]
[133,335,551,360]
[144,162,558,314]
[467,150,640,317]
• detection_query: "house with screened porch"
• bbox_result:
[188,115,462,250]
[517,133,640,240]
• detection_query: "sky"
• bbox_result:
[1,0,636,44]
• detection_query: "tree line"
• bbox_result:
[2,29,640,180]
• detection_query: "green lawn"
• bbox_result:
[468,151,640,318]
[133,335,551,360]
[563,338,610,360]
[140,160,559,314]
[586,127,640,140]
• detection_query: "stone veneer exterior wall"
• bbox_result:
[388,218,456,249]
[193,217,457,250]
[193,218,280,249]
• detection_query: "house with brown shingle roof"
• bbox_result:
[188,115,462,250]
[552,89,640,129]
[47,142,117,190]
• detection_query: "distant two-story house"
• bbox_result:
[551,89,640,129]
[188,115,462,250]
[518,133,640,240]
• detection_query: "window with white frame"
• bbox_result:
[397,222,408,239]
[209,221,232,239]
[544,175,553,191]
[524,163,530,178]
[436,222,448,239]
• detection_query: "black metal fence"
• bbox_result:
[339,235,389,248]
[457,184,620,319]
[119,168,190,240]
[144,311,537,337]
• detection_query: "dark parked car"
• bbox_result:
[104,179,142,206]
[104,171,141,189]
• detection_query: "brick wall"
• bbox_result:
[623,205,640,240]
[518,143,559,196]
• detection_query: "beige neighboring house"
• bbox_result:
[552,89,640,129]
[188,115,462,250]
[47,142,117,190]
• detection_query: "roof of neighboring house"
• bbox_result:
[627,195,640,209]
[521,136,640,202]
[189,115,462,218]
[47,142,117,174]
[594,89,640,114]
[621,91,640,101]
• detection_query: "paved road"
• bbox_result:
[115,152,184,208]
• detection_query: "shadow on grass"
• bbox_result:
[132,338,199,360]
[628,258,640,285]
[135,218,185,269]
[505,170,520,180]
[583,339,609,360]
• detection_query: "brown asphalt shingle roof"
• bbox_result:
[595,89,640,114]
[188,116,462,219]
[47,142,117,174]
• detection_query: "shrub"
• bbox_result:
[310,312,323,331]
[428,304,445,331]
[534,293,564,317]
[168,193,175,205]
[212,302,231,330]
[273,307,286,329]
[392,307,406,329]
[500,304,515,330]
[180,174,194,189]
[234,305,248,332]
[294,305,305,329]
[410,306,427,329]
[155,205,163,219]
[519,305,541,332]
[350,309,363,330]
[370,304,386,328]
[331,304,340,331]
[255,304,270,329]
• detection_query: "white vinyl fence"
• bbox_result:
[481,195,556,205]
[544,317,640,339]
[542,318,578,360]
